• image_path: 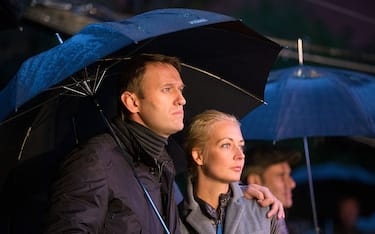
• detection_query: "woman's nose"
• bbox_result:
[235,147,245,160]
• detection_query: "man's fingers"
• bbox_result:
[244,183,285,219]
[259,199,285,219]
[245,184,266,200]
[257,198,274,207]
[243,185,265,200]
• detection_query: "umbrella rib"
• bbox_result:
[90,59,122,94]
[17,126,32,161]
[70,77,92,96]
[82,80,94,96]
[1,91,69,127]
[62,86,88,96]
[83,67,93,94]
[93,65,101,92]
[181,63,267,105]
[94,68,109,94]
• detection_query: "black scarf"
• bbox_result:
[111,117,175,173]
[111,117,177,227]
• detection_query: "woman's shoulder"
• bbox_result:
[230,182,270,214]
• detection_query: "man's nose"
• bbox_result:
[177,91,186,106]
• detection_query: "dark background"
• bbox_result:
[1,0,375,233]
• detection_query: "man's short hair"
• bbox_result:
[241,144,301,183]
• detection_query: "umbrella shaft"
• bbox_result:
[303,137,320,234]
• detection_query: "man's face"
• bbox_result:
[130,62,186,137]
[260,162,296,208]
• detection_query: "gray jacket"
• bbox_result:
[179,178,280,234]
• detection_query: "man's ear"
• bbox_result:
[121,91,139,113]
[247,173,262,185]
[191,148,203,166]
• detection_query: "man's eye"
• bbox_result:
[162,87,171,93]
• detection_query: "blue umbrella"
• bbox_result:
[240,64,375,233]
[0,7,282,164]
[0,8,281,122]
[241,65,375,140]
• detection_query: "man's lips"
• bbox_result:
[231,166,243,172]
[172,109,184,116]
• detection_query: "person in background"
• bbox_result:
[45,54,284,234]
[179,110,280,233]
[333,195,364,234]
[241,144,301,233]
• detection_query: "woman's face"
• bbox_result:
[196,119,245,183]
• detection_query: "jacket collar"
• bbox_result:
[112,117,170,165]
[183,176,245,233]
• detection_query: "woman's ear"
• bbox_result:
[121,91,139,113]
[247,173,262,185]
[191,148,203,166]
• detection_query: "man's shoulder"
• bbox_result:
[86,133,116,146]
[67,133,118,161]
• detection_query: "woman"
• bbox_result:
[179,110,279,234]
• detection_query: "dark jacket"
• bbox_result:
[45,118,181,233]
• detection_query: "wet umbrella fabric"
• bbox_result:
[0,7,282,166]
[0,8,281,122]
[241,65,375,140]
[240,65,375,233]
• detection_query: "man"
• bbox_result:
[241,144,301,233]
[45,54,283,233]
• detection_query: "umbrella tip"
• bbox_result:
[55,33,64,44]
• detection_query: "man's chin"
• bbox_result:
[168,124,184,135]
[284,201,293,209]
[175,122,184,131]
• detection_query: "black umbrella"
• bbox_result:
[0,8,281,161]
[0,8,281,234]
[0,8,281,121]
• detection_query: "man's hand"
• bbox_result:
[242,183,285,219]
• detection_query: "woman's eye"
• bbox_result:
[221,143,231,149]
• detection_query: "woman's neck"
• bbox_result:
[194,176,229,209]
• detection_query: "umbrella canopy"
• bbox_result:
[0,8,281,164]
[240,64,375,234]
[241,65,375,140]
[0,8,281,122]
